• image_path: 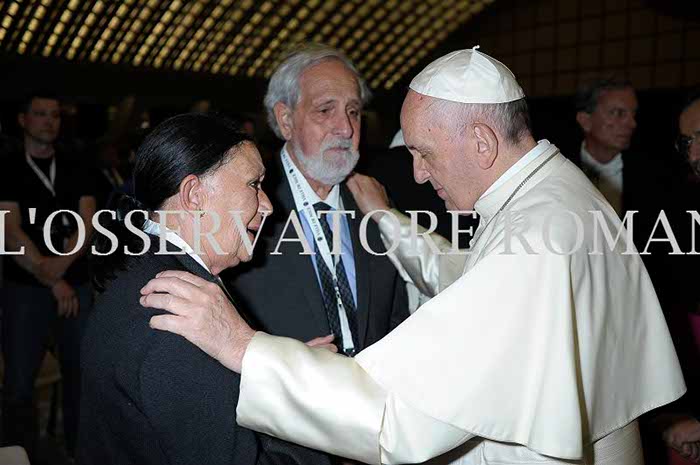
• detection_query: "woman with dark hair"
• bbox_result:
[78,113,333,465]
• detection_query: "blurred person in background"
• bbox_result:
[0,92,96,462]
[568,78,674,309]
[93,141,125,210]
[643,90,700,465]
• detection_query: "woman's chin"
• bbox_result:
[235,251,254,265]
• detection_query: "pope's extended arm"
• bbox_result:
[345,173,466,298]
[237,332,474,465]
[141,271,473,463]
[377,209,467,297]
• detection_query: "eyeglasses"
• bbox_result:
[676,133,699,157]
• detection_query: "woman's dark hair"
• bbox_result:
[92,113,253,291]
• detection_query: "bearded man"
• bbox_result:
[227,45,408,362]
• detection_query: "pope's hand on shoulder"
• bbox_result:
[346,173,391,221]
[140,270,254,373]
[140,271,339,373]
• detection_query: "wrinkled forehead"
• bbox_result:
[231,141,263,169]
[401,91,452,147]
[29,98,60,112]
[298,59,361,103]
[596,87,637,109]
[400,91,429,141]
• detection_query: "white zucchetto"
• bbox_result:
[409,46,525,104]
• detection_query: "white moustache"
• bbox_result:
[322,140,353,152]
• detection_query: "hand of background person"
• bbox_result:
[346,173,391,220]
[140,270,256,373]
[662,415,700,463]
[52,279,79,318]
[37,255,72,285]
[306,334,338,353]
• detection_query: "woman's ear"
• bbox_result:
[274,102,294,140]
[178,174,206,214]
[472,123,498,170]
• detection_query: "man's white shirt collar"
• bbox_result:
[142,219,212,274]
[282,145,342,210]
[580,142,623,175]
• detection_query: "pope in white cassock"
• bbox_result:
[140,47,686,464]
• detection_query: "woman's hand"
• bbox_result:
[306,334,338,353]
[38,256,73,285]
[140,270,255,373]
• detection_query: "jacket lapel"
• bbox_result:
[162,238,259,326]
[172,253,217,284]
[274,173,331,335]
[341,184,370,347]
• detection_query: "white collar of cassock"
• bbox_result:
[475,139,558,219]
[580,142,623,175]
[142,218,213,274]
[281,144,342,210]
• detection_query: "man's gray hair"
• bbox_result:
[264,44,371,138]
[430,98,532,145]
[575,77,633,114]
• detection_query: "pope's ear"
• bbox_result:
[472,123,498,170]
[576,111,592,133]
[274,102,294,141]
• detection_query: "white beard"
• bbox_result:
[294,139,360,186]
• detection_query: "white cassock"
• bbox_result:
[236,140,686,464]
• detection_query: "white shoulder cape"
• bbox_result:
[356,146,685,460]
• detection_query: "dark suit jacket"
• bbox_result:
[226,158,409,350]
[560,143,669,217]
[78,237,331,465]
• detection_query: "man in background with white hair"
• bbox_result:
[142,47,686,464]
